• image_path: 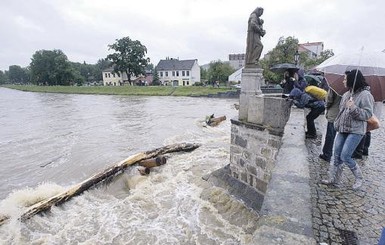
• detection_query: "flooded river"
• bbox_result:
[0,88,259,244]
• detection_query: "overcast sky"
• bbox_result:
[0,0,384,71]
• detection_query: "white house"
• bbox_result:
[228,67,243,83]
[298,42,324,59]
[102,67,128,86]
[156,58,200,86]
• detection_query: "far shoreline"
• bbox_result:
[1,85,240,98]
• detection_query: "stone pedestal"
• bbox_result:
[248,95,292,132]
[229,66,292,196]
[238,67,291,132]
[239,67,264,121]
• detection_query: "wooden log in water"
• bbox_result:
[0,142,200,226]
[208,115,226,126]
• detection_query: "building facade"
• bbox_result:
[298,42,324,59]
[228,53,245,70]
[156,58,200,86]
[102,67,128,86]
[228,67,243,83]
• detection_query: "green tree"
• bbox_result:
[207,60,235,85]
[152,67,161,85]
[71,61,97,85]
[200,67,208,82]
[30,49,75,85]
[8,65,30,84]
[107,36,149,84]
[0,70,9,84]
[260,36,335,83]
[260,36,300,83]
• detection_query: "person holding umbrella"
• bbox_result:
[322,69,374,190]
[280,69,296,95]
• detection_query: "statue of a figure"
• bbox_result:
[245,7,266,68]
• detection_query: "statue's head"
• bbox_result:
[254,7,264,16]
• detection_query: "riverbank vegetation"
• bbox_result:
[2,85,236,97]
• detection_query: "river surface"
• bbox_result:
[0,87,258,244]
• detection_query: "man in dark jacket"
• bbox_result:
[319,89,342,162]
[290,88,325,139]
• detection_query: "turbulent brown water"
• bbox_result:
[0,88,259,244]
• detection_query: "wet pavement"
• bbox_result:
[306,114,385,245]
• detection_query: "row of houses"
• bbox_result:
[102,41,324,86]
[102,58,200,86]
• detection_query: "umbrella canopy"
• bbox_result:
[304,74,322,86]
[270,63,299,73]
[316,51,385,101]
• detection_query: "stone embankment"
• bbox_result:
[206,105,385,244]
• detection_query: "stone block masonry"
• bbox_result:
[229,119,282,196]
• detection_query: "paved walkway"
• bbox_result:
[306,111,385,245]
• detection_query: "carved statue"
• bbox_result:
[245,7,266,68]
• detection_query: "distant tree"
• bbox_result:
[8,65,30,84]
[0,70,9,84]
[260,36,300,83]
[200,67,208,82]
[152,67,161,85]
[95,58,112,81]
[107,36,149,85]
[207,60,235,85]
[71,61,97,85]
[30,49,75,85]
[146,63,154,71]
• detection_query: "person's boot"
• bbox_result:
[351,164,363,190]
[321,164,343,186]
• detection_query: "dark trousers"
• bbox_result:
[354,131,371,157]
[322,121,337,161]
[306,106,325,135]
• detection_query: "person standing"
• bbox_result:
[322,69,374,190]
[319,89,342,162]
[245,7,266,68]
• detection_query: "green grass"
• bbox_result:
[2,85,235,97]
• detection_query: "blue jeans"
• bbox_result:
[322,122,337,161]
[334,132,364,169]
[354,131,371,157]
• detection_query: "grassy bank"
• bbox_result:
[2,85,236,97]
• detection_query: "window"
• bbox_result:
[160,72,163,77]
[186,71,190,76]
[172,71,175,76]
[182,71,185,76]
[105,73,107,78]
[117,73,120,77]
[113,73,116,78]
[108,73,111,78]
[176,71,179,76]
[165,71,168,76]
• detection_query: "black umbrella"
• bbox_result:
[270,63,299,73]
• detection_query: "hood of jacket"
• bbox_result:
[289,87,304,98]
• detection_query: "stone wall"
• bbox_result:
[229,119,282,196]
[229,66,291,198]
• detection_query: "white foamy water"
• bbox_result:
[0,88,258,244]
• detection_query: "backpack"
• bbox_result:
[305,85,327,101]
